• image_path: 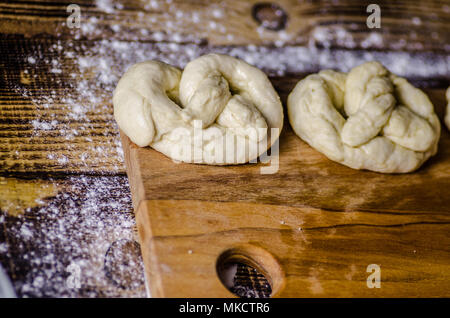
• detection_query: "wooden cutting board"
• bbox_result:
[120,84,450,297]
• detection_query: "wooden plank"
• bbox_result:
[137,200,450,297]
[122,89,450,297]
[0,34,125,174]
[0,174,146,297]
[0,96,124,174]
[0,0,448,50]
[1,32,447,174]
[1,1,448,174]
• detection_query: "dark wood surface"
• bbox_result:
[0,0,449,297]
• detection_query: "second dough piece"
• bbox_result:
[287,61,440,173]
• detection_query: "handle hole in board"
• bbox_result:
[216,245,284,298]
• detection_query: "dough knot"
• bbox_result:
[287,61,440,173]
[113,54,283,164]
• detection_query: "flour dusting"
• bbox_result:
[0,176,145,297]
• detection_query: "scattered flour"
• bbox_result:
[0,176,146,297]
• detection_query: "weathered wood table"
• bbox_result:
[0,0,449,297]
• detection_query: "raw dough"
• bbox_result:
[287,61,440,173]
[113,54,283,164]
[446,86,450,131]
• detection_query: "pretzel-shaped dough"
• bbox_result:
[287,61,440,173]
[114,54,283,164]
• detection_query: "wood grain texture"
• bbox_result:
[0,175,146,297]
[137,200,450,297]
[0,0,448,51]
[1,0,448,175]
[0,95,123,174]
[0,35,125,174]
[122,89,450,297]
